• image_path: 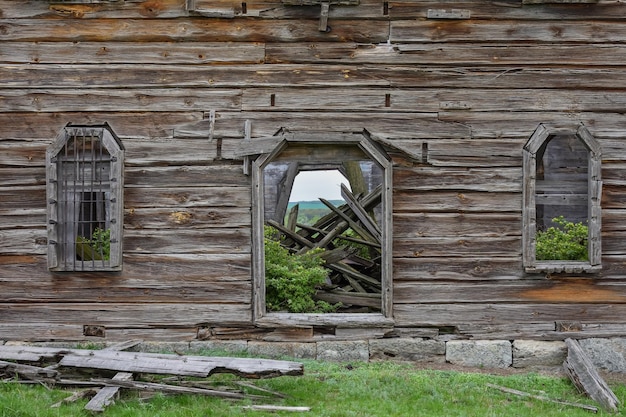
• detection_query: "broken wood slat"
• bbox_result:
[85,340,140,412]
[90,378,251,399]
[0,360,59,380]
[486,383,598,413]
[340,184,382,242]
[0,345,86,361]
[315,290,381,309]
[319,198,379,246]
[85,372,134,413]
[326,262,381,290]
[563,338,620,413]
[58,350,304,378]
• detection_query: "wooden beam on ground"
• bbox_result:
[563,338,620,413]
[85,372,134,413]
[84,340,141,412]
[486,383,598,413]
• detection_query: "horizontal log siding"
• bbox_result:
[1,0,626,341]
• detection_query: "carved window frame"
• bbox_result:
[46,123,124,272]
[249,130,393,328]
[522,124,602,274]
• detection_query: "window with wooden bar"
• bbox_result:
[523,124,602,273]
[46,124,124,272]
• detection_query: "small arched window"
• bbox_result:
[46,123,124,271]
[523,124,602,273]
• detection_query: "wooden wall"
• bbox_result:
[1,0,626,342]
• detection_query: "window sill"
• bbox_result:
[525,262,601,274]
[256,313,394,328]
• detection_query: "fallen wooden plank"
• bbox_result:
[486,383,598,413]
[91,378,249,399]
[59,350,304,378]
[84,372,134,412]
[242,405,310,412]
[0,360,59,380]
[85,340,141,412]
[563,338,620,413]
[51,389,99,408]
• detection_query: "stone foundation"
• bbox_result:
[11,337,626,373]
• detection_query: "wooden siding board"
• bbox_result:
[267,43,626,65]
[0,89,242,113]
[0,112,203,140]
[0,18,389,43]
[393,257,524,281]
[0,303,252,326]
[394,304,626,327]
[393,213,521,239]
[124,207,251,230]
[387,1,626,20]
[125,186,251,208]
[0,42,265,65]
[393,236,521,258]
[394,191,522,213]
[390,20,626,43]
[394,280,626,304]
[177,112,470,140]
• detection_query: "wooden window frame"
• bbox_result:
[250,130,394,328]
[522,124,602,274]
[46,123,124,272]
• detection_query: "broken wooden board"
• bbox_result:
[563,338,620,413]
[0,343,303,411]
[58,350,304,378]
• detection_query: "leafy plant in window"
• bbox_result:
[76,228,111,261]
[264,226,339,313]
[536,216,588,261]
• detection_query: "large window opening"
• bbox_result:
[251,131,392,325]
[523,124,601,273]
[47,124,124,271]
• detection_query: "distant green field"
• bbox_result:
[285,200,345,225]
[287,200,344,210]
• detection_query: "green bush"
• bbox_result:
[264,226,338,313]
[536,216,588,261]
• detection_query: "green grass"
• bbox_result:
[1,359,624,417]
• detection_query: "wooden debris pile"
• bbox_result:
[0,342,304,413]
[267,184,383,312]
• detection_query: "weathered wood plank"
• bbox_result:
[0,0,383,19]
[0,253,251,281]
[243,87,626,113]
[393,236,521,258]
[0,0,187,19]
[124,228,251,254]
[391,20,626,43]
[0,89,241,112]
[393,213,520,238]
[85,372,134,412]
[124,207,251,229]
[125,186,250,209]
[0,42,264,64]
[394,303,626,327]
[388,1,626,20]
[394,191,522,213]
[394,280,626,304]
[563,338,620,413]
[0,303,252,326]
[7,65,626,90]
[267,42,626,65]
[58,349,303,377]
[0,112,203,140]
[0,275,251,303]
[394,167,522,192]
[0,18,389,43]
[394,257,524,281]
